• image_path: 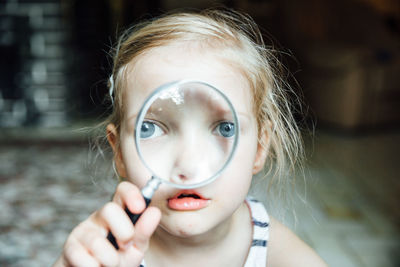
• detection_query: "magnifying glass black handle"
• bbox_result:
[107,197,151,250]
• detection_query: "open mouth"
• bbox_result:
[170,190,208,200]
[177,193,201,199]
[168,190,210,210]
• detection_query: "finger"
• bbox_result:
[129,207,161,252]
[119,208,161,267]
[94,202,135,245]
[113,181,146,214]
[64,236,100,267]
[79,230,119,267]
[119,244,146,267]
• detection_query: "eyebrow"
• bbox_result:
[126,110,251,125]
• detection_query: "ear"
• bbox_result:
[106,123,127,178]
[252,130,269,174]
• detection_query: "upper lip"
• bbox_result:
[169,190,209,200]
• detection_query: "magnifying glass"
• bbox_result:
[107,80,239,249]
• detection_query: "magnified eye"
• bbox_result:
[215,122,235,138]
[140,121,165,139]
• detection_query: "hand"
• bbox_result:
[53,181,161,267]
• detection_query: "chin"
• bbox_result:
[160,213,217,237]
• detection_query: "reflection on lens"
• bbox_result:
[135,81,239,188]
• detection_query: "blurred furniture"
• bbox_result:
[276,0,400,131]
[303,45,400,130]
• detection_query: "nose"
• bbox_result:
[170,129,216,185]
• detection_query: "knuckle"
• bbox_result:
[89,235,104,251]
[115,225,135,244]
[116,181,131,194]
[122,228,136,243]
[71,222,88,237]
[73,219,100,239]
[101,202,118,217]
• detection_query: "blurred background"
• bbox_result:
[0,0,399,266]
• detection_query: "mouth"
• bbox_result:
[168,190,210,211]
[177,193,201,199]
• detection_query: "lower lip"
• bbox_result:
[168,197,210,211]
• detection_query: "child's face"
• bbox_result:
[110,43,268,237]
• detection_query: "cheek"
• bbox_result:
[231,127,259,173]
[120,133,153,188]
[215,132,259,196]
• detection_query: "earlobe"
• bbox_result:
[106,123,127,178]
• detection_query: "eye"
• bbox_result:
[214,122,235,138]
[140,121,165,139]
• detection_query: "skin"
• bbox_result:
[53,42,327,267]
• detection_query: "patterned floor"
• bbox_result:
[0,128,399,266]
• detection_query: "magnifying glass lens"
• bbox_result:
[136,81,238,188]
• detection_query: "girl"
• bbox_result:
[54,9,327,267]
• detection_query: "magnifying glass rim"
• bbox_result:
[134,80,239,189]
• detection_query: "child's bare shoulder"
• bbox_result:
[267,216,328,267]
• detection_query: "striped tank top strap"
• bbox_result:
[244,197,270,267]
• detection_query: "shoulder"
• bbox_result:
[266,216,328,267]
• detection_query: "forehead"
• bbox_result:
[124,43,253,116]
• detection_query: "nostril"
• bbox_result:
[170,173,190,184]
[178,174,187,180]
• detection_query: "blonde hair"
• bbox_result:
[102,8,304,187]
